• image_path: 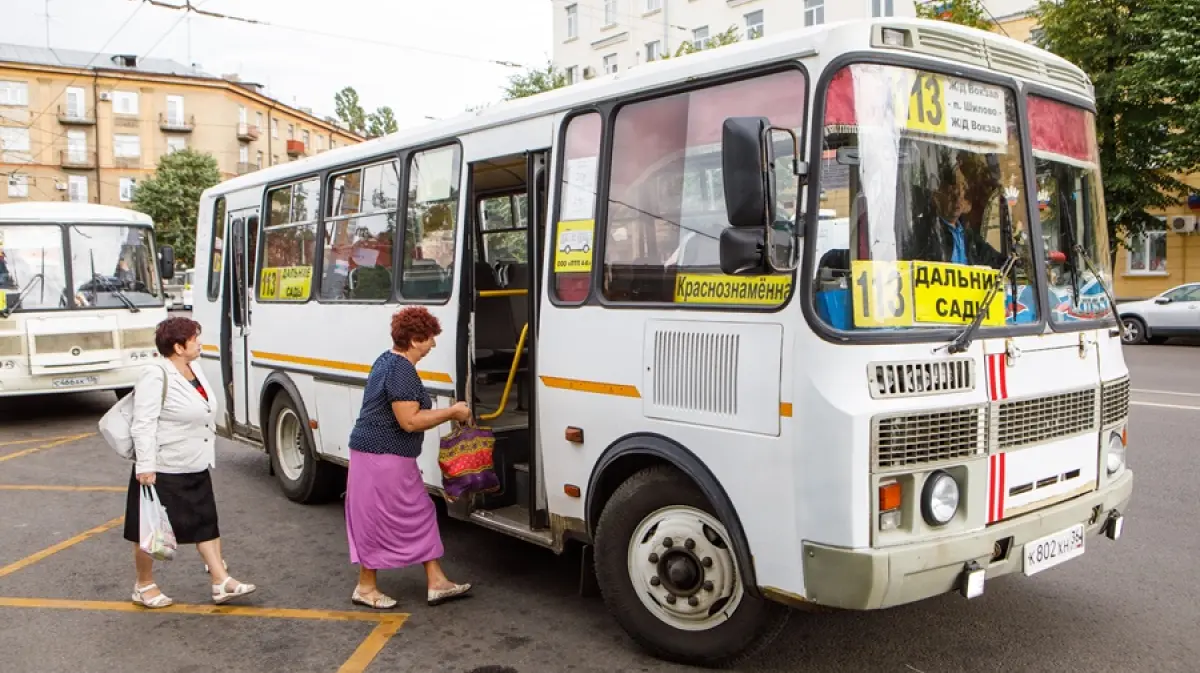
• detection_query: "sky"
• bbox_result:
[1,0,552,128]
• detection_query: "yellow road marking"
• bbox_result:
[539,375,641,398]
[0,516,123,579]
[338,618,406,673]
[0,433,95,463]
[0,435,75,448]
[0,596,409,624]
[0,485,124,493]
[251,350,453,384]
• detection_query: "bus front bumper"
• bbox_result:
[799,470,1133,610]
[0,366,146,396]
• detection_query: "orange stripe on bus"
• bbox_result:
[251,350,452,384]
[780,402,793,418]
[201,344,219,353]
[539,375,641,398]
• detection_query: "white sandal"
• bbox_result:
[132,582,173,609]
[427,582,471,606]
[352,588,398,609]
[212,577,256,604]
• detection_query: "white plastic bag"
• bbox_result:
[139,485,177,561]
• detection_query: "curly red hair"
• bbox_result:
[391,306,441,350]
[155,316,202,357]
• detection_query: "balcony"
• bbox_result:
[236,123,260,142]
[57,105,95,125]
[236,162,257,175]
[159,113,195,133]
[114,155,141,169]
[59,149,96,169]
[286,139,305,157]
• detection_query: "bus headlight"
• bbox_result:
[920,470,959,526]
[1107,431,1126,475]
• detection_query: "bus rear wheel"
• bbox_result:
[266,392,340,504]
[594,465,788,668]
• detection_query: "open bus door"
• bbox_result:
[221,208,260,439]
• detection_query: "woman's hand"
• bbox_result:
[450,401,471,422]
[136,472,156,486]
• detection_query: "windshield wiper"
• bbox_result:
[0,274,44,319]
[940,254,1020,355]
[1072,242,1124,340]
[91,274,140,313]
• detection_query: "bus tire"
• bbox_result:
[593,464,788,668]
[266,392,339,504]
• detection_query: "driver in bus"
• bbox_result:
[908,158,1007,270]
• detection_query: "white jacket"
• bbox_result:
[131,359,217,475]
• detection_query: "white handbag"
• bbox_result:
[98,367,167,460]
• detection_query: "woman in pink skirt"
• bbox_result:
[345,306,472,609]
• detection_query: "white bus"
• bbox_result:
[0,202,175,398]
[192,18,1133,667]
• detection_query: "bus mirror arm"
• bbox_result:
[718,228,768,276]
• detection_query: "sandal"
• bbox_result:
[132,582,173,609]
[352,588,398,609]
[427,582,471,606]
[212,577,256,604]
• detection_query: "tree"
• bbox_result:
[1036,0,1200,256]
[132,149,221,267]
[659,24,742,59]
[502,61,567,100]
[366,106,398,138]
[334,86,367,135]
[914,0,993,31]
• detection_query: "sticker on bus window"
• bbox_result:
[850,260,915,327]
[897,72,1008,147]
[0,292,6,312]
[260,266,312,300]
[554,220,594,274]
[850,260,1005,328]
[672,273,792,306]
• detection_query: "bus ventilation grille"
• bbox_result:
[871,404,986,471]
[1101,376,1130,428]
[994,387,1097,451]
[651,330,739,416]
[868,359,974,399]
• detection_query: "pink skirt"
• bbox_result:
[345,449,444,570]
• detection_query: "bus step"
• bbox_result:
[514,462,530,510]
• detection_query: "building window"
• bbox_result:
[259,179,320,302]
[566,66,579,84]
[645,0,662,12]
[119,177,137,203]
[0,80,29,106]
[552,112,601,304]
[66,130,87,162]
[321,159,400,301]
[804,0,824,27]
[693,26,709,50]
[272,155,279,165]
[67,175,87,203]
[603,53,618,74]
[256,111,264,131]
[746,9,765,39]
[604,0,617,26]
[287,124,295,140]
[1127,219,1168,274]
[645,40,662,62]
[399,144,461,301]
[238,106,247,125]
[872,0,894,17]
[256,150,264,168]
[65,87,86,118]
[112,90,138,115]
[166,136,187,154]
[271,119,279,138]
[302,130,310,146]
[0,127,31,153]
[7,175,28,198]
[1028,27,1046,46]
[113,134,140,158]
[566,4,578,39]
[239,144,249,164]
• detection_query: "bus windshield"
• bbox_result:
[0,225,69,314]
[811,63,1039,334]
[68,225,161,309]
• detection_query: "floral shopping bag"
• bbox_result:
[438,419,500,502]
[139,485,177,561]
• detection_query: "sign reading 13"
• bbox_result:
[907,71,946,135]
[851,260,915,327]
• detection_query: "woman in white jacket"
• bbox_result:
[124,316,256,608]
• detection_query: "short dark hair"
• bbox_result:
[390,306,441,350]
[155,316,202,357]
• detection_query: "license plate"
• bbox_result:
[52,376,98,388]
[1023,523,1085,576]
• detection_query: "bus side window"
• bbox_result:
[259,180,319,302]
[399,144,461,301]
[207,196,226,301]
[551,112,602,304]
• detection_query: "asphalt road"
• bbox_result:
[0,343,1197,673]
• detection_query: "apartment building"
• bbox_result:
[0,43,363,208]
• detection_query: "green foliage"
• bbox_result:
[366,106,398,138]
[914,0,994,31]
[1036,0,1200,250]
[502,61,568,100]
[131,149,221,267]
[659,25,742,59]
[334,86,367,135]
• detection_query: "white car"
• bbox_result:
[180,269,194,310]
[1118,282,1200,344]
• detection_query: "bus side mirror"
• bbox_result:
[158,245,175,281]
[722,116,772,228]
[719,227,767,275]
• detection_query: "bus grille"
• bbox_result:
[33,331,115,354]
[120,328,156,349]
[651,330,739,416]
[871,405,986,470]
[1101,376,1131,428]
[869,359,974,399]
[996,388,1097,450]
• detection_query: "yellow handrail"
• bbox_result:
[477,289,527,298]
[478,322,529,421]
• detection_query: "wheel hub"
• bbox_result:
[660,551,702,596]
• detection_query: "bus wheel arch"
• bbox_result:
[260,373,342,504]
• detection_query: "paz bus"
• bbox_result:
[191,17,1133,667]
[0,202,175,398]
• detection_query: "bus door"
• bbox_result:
[224,207,259,436]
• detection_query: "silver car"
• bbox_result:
[1118,282,1200,344]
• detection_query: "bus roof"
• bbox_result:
[203,17,1091,199]
[0,201,154,226]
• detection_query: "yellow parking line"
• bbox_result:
[0,516,124,579]
[338,618,406,673]
[0,596,409,624]
[0,433,95,463]
[0,485,125,493]
[0,435,72,448]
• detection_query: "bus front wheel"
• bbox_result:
[266,393,340,504]
[593,465,788,668]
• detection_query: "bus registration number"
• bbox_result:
[1023,523,1085,576]
[52,376,98,389]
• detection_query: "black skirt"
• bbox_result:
[123,467,220,545]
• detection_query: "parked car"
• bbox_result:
[1118,282,1200,344]
[180,268,194,310]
